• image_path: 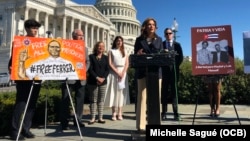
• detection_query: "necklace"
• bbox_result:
[146,38,152,44]
[96,55,101,61]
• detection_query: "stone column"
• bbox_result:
[70,17,74,39]
[24,7,29,35]
[101,29,104,42]
[24,7,29,20]
[84,23,88,47]
[90,24,94,49]
[44,13,49,34]
[96,27,99,41]
[119,22,122,34]
[53,16,57,37]
[106,31,110,51]
[78,20,81,30]
[35,10,39,21]
[62,16,66,39]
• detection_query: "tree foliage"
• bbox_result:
[178,58,250,104]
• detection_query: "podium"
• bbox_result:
[130,52,176,125]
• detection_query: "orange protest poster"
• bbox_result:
[191,25,235,76]
[11,36,86,80]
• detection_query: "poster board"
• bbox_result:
[11,36,86,80]
[243,31,250,74]
[191,25,235,76]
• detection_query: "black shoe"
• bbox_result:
[174,114,182,121]
[97,120,106,124]
[136,129,146,134]
[74,122,85,127]
[209,113,214,117]
[161,113,167,120]
[10,134,25,140]
[62,126,70,130]
[88,120,95,125]
[215,114,220,117]
[22,131,35,138]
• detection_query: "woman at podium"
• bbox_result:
[134,17,163,133]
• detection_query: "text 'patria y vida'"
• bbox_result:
[197,27,226,33]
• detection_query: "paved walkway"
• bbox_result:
[1,104,250,141]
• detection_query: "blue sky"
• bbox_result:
[73,0,250,60]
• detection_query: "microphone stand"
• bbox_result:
[44,31,52,135]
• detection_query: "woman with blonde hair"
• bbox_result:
[87,41,110,124]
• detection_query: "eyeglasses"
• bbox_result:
[165,32,172,35]
[76,35,84,39]
[77,35,84,37]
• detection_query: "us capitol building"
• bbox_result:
[0,0,141,72]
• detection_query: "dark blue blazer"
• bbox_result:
[162,40,183,67]
[162,40,183,81]
[134,34,163,79]
[87,54,110,85]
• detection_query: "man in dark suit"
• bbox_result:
[60,29,90,130]
[212,44,229,64]
[161,28,183,121]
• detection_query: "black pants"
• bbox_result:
[11,80,41,135]
[161,66,179,116]
[60,81,86,127]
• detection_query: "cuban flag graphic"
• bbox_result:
[203,33,219,40]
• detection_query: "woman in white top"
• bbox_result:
[105,36,130,120]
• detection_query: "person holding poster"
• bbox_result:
[202,75,222,117]
[60,29,90,130]
[9,19,42,140]
[105,36,130,121]
[161,28,183,121]
[134,18,163,133]
[197,40,212,65]
[87,41,109,125]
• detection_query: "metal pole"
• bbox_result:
[172,18,178,41]
[65,79,84,141]
[16,80,35,141]
[44,31,52,135]
[174,30,177,41]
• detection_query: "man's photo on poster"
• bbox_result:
[196,39,229,65]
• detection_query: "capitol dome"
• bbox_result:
[94,0,141,41]
[96,0,132,5]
